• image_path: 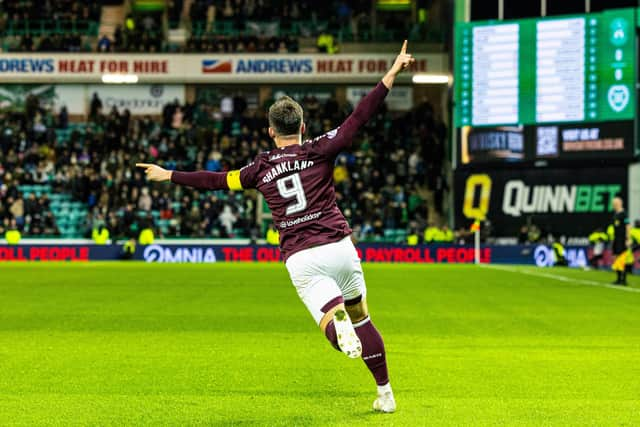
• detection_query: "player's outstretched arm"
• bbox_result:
[135,163,238,190]
[382,40,415,90]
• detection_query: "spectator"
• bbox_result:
[138,187,152,211]
[5,219,21,245]
[317,31,338,54]
[58,106,69,129]
[90,93,103,121]
[24,193,39,216]
[9,196,25,227]
[205,151,222,172]
[219,205,236,237]
[125,14,136,32]
[337,1,352,29]
[266,223,280,245]
[138,225,154,245]
[97,34,112,52]
[423,221,440,243]
[114,25,123,48]
[92,225,110,244]
[439,225,454,242]
[21,33,34,51]
[171,107,184,129]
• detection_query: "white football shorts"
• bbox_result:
[285,236,367,325]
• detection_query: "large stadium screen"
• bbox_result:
[454,8,636,164]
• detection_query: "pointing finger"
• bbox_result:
[136,163,153,168]
[400,39,407,55]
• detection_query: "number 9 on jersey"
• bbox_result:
[277,173,308,215]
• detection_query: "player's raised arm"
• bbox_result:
[315,41,415,157]
[347,41,414,128]
[135,163,249,191]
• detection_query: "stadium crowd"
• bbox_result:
[0,187,60,238]
[187,0,373,37]
[98,14,165,53]
[4,0,439,54]
[3,0,101,52]
[181,0,416,53]
[185,34,299,53]
[0,90,447,242]
[1,0,101,29]
[180,0,419,53]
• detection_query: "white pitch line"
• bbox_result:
[481,264,640,294]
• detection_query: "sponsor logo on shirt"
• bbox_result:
[269,153,298,161]
[279,212,322,229]
[202,60,232,73]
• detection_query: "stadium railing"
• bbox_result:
[4,20,99,37]
[186,20,444,43]
[336,26,445,44]
[188,20,323,38]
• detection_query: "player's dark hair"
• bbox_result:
[268,96,303,136]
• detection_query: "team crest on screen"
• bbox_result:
[607,85,630,112]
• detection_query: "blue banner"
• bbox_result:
[0,243,610,267]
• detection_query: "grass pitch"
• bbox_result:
[0,262,639,426]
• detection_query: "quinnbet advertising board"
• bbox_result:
[454,167,627,236]
[454,8,637,164]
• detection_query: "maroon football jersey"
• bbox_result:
[239,82,389,261]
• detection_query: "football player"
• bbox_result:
[137,41,415,413]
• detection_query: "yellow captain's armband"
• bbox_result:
[226,170,243,191]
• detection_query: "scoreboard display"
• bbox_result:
[454,8,637,164]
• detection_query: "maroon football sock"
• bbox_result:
[324,320,340,351]
[354,317,389,386]
[321,296,344,351]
